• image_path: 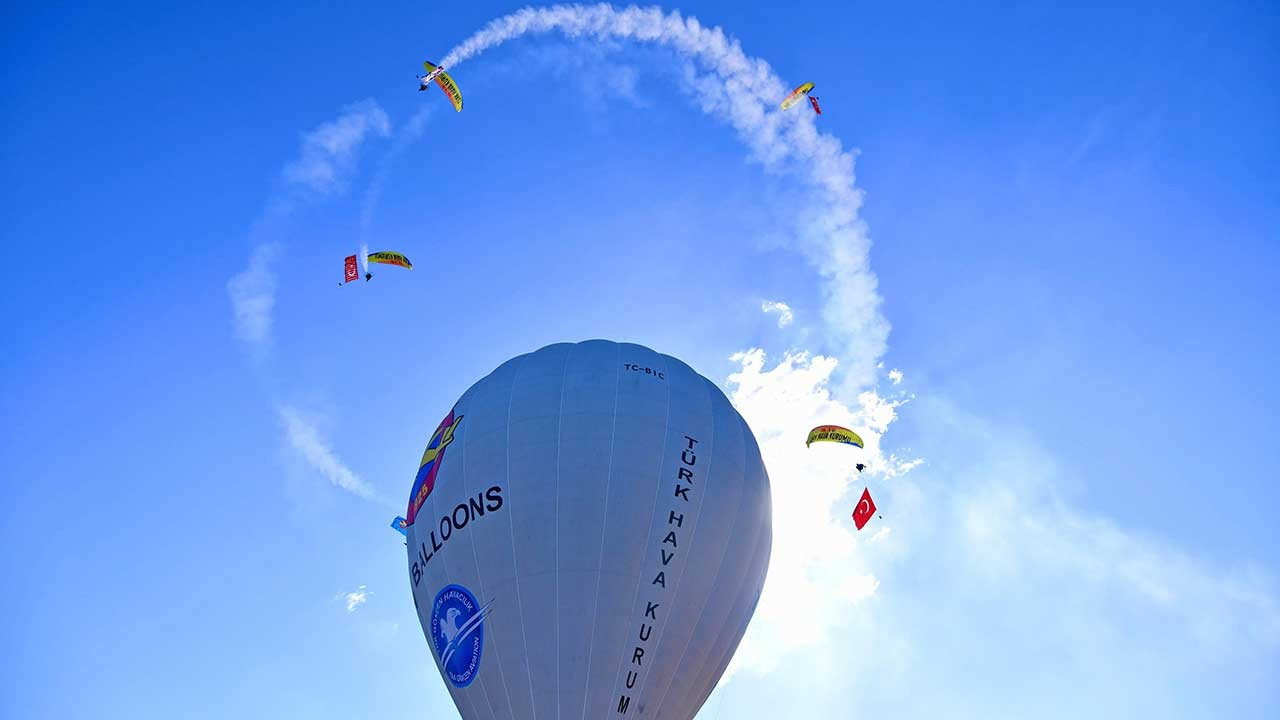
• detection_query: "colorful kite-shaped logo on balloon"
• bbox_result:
[407,409,464,525]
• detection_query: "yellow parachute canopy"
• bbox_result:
[806,425,864,448]
[780,82,816,110]
[424,61,463,112]
[367,251,412,269]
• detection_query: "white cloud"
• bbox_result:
[715,354,1280,715]
[722,348,915,680]
[283,99,391,195]
[761,300,794,327]
[602,63,644,105]
[226,242,279,351]
[888,368,903,385]
[840,399,1280,717]
[338,585,371,613]
[279,405,380,502]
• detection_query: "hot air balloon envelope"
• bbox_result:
[406,340,772,720]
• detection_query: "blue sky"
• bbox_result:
[2,1,1278,718]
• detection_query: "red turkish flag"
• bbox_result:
[852,487,876,530]
[343,254,359,283]
[809,96,822,114]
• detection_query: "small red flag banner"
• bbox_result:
[343,254,359,283]
[852,487,876,530]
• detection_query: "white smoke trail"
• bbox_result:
[359,107,432,280]
[282,99,391,196]
[279,405,388,505]
[442,3,889,389]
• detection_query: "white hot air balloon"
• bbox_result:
[405,340,772,719]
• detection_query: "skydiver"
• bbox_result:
[856,463,866,472]
[419,64,446,91]
[365,272,373,281]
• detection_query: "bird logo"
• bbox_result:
[430,584,493,688]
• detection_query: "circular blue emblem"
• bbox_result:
[431,584,486,688]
